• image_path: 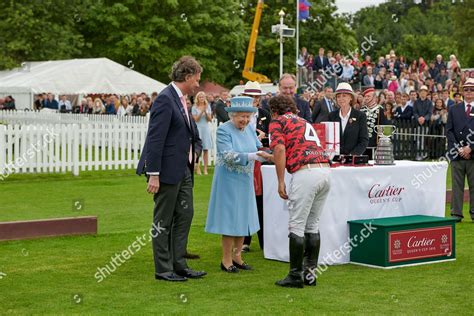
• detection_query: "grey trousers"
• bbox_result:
[451,159,474,219]
[152,167,194,274]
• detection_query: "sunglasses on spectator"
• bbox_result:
[464,88,474,92]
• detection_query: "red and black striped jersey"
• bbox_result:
[269,112,327,173]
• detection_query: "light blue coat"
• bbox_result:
[205,121,261,236]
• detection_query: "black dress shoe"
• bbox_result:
[450,215,463,223]
[176,268,207,279]
[220,262,239,273]
[184,252,200,259]
[232,260,252,270]
[155,272,187,282]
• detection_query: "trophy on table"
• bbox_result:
[374,125,396,165]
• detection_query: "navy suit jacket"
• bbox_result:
[328,108,369,155]
[394,105,413,120]
[215,99,229,125]
[136,84,202,184]
[43,99,59,110]
[314,56,330,73]
[446,102,474,161]
[312,98,333,123]
[446,99,455,109]
[261,96,311,122]
[413,98,433,122]
[295,96,312,122]
[395,105,413,120]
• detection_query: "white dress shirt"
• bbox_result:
[339,108,352,133]
[465,101,474,113]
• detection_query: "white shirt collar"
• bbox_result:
[171,82,184,99]
[339,108,352,132]
[339,108,351,120]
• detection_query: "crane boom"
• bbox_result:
[242,0,271,83]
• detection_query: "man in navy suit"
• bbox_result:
[394,93,414,120]
[43,93,59,110]
[136,56,206,281]
[442,89,455,109]
[446,78,474,222]
[312,86,335,123]
[314,47,330,74]
[278,73,312,122]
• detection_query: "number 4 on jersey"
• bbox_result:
[304,123,321,147]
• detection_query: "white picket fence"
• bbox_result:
[0,111,217,177]
[0,110,149,125]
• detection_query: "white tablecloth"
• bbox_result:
[262,161,448,264]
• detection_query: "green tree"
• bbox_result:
[0,0,85,69]
[451,0,474,67]
[77,0,246,86]
[0,0,361,87]
[351,0,471,66]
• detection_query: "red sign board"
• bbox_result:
[312,123,326,150]
[388,226,453,263]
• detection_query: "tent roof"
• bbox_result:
[0,58,167,95]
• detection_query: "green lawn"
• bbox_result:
[0,168,472,315]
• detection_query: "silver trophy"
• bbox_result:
[374,125,396,165]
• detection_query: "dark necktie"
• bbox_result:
[327,100,332,112]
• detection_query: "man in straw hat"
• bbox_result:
[360,87,387,159]
[446,78,474,222]
[241,81,272,147]
[328,82,369,156]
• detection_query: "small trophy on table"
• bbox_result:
[374,125,396,165]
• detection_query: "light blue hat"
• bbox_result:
[225,96,257,113]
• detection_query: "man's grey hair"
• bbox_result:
[278,73,297,85]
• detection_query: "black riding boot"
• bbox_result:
[303,232,321,286]
[275,233,304,288]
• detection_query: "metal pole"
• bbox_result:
[279,10,285,79]
[296,0,300,88]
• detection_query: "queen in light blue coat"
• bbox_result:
[205,96,271,273]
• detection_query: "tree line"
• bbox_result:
[0,0,470,87]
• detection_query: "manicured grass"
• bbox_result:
[0,167,472,315]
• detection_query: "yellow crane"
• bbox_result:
[242,0,271,83]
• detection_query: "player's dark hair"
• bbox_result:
[269,95,298,115]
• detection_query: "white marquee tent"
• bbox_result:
[0,58,167,109]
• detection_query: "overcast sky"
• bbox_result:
[335,0,388,14]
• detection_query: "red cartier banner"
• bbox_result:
[388,226,453,263]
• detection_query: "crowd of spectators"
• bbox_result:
[3,50,471,148]
[297,49,470,129]
[30,92,159,116]
[0,96,16,110]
